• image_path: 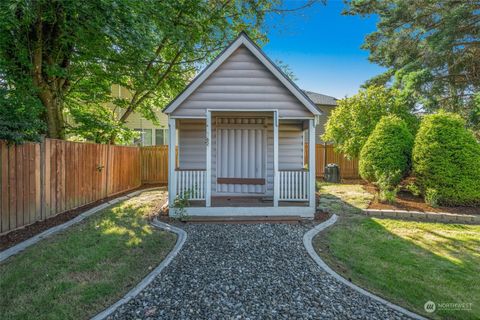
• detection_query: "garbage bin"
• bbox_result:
[324,163,340,183]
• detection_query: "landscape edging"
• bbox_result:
[303,214,427,320]
[363,208,479,224]
[91,219,186,320]
[0,187,162,263]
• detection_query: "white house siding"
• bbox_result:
[171,45,313,118]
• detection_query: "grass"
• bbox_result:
[314,181,480,319]
[0,189,176,320]
[317,181,373,215]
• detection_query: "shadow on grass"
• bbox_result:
[315,213,480,320]
[0,190,176,320]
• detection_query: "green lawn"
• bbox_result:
[0,189,176,320]
[317,181,374,215]
[314,182,480,319]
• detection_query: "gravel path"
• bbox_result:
[109,223,412,320]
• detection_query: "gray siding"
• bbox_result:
[315,104,336,144]
[279,121,304,170]
[178,120,206,170]
[177,117,304,197]
[171,45,312,118]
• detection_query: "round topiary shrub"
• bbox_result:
[359,115,414,190]
[412,112,480,206]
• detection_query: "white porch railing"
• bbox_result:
[279,170,309,201]
[175,169,206,200]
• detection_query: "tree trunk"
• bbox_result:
[38,89,65,139]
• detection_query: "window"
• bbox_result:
[155,128,169,145]
[133,129,152,146]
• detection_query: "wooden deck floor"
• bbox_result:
[189,196,308,207]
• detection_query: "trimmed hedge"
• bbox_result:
[359,116,413,188]
[412,112,480,206]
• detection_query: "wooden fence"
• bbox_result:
[0,139,141,234]
[1,141,357,234]
[305,144,359,179]
[140,146,169,184]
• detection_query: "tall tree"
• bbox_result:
[1,0,320,143]
[69,0,319,144]
[323,85,418,158]
[345,0,480,125]
[0,0,123,139]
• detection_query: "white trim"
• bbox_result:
[170,116,207,119]
[205,111,212,207]
[206,108,279,113]
[308,119,316,208]
[168,118,177,206]
[173,206,314,218]
[164,33,321,116]
[273,111,279,207]
[281,116,316,120]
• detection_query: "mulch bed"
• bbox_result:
[0,184,166,251]
[367,186,480,215]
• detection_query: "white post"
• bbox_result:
[205,111,212,207]
[273,111,279,207]
[308,119,316,208]
[168,117,177,209]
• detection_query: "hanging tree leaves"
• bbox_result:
[0,0,320,143]
[345,0,480,129]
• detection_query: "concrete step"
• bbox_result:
[184,215,302,224]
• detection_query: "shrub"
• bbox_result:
[425,188,439,207]
[405,182,421,197]
[379,188,398,204]
[412,112,480,206]
[323,85,418,158]
[359,116,414,191]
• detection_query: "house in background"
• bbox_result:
[111,84,169,146]
[303,91,337,143]
[164,32,323,217]
[115,88,337,147]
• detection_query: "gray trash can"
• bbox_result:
[324,163,340,183]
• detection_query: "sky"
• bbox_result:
[263,0,384,99]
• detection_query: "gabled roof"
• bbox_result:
[164,32,321,116]
[303,90,337,106]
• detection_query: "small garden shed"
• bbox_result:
[164,32,322,217]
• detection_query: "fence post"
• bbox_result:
[105,144,111,197]
[323,142,327,171]
[39,137,45,220]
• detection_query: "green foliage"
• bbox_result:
[345,0,480,131]
[1,0,318,143]
[0,0,124,139]
[424,188,439,208]
[379,188,397,204]
[323,86,418,158]
[412,112,480,206]
[404,182,421,197]
[0,85,45,143]
[172,190,192,221]
[359,116,413,191]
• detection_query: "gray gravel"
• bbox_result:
[109,223,412,320]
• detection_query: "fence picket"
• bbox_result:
[1,141,358,234]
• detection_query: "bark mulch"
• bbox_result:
[0,184,166,251]
[367,187,479,215]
